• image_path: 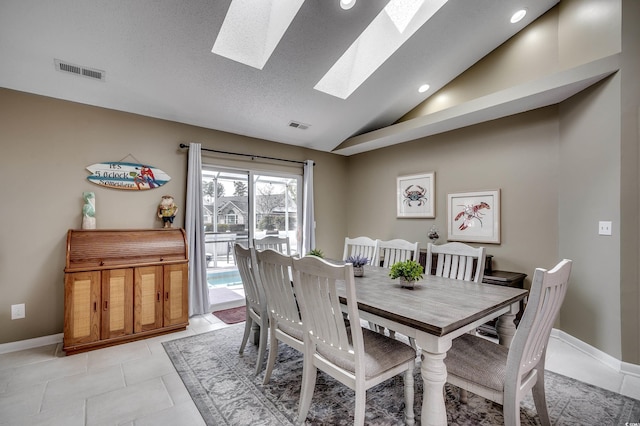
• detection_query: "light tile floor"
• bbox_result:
[1,315,639,426]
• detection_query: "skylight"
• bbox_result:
[314,0,448,99]
[211,0,304,70]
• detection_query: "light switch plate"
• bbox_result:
[598,221,612,236]
[11,303,25,320]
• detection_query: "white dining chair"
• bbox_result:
[444,259,573,426]
[377,238,420,268]
[254,248,304,385]
[342,236,379,264]
[253,235,291,255]
[234,243,269,375]
[426,241,486,283]
[292,255,416,426]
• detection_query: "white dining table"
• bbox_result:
[337,265,528,426]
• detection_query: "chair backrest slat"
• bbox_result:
[462,256,474,281]
[377,239,419,268]
[427,242,486,283]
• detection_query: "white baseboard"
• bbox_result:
[550,328,640,377]
[550,329,621,370]
[621,360,640,377]
[0,333,63,355]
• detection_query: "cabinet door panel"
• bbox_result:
[164,263,189,326]
[64,271,100,346]
[134,266,163,332]
[101,269,134,339]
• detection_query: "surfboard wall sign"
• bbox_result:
[86,162,171,190]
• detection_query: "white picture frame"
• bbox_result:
[447,189,500,243]
[396,172,435,218]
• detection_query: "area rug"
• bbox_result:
[213,306,246,324]
[163,324,640,425]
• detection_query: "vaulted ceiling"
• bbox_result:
[0,0,561,154]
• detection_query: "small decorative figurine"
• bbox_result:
[158,195,178,228]
[428,225,439,244]
[82,191,96,229]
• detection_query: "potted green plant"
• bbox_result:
[345,255,369,277]
[389,259,424,288]
[306,248,324,258]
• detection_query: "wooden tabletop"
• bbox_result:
[339,266,528,337]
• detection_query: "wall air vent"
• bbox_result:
[288,120,310,130]
[55,59,105,81]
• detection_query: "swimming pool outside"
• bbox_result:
[207,269,242,288]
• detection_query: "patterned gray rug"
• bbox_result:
[163,324,640,425]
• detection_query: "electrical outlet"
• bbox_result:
[598,221,612,236]
[11,303,25,320]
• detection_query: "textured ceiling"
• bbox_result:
[0,0,559,154]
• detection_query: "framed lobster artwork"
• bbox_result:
[447,189,501,243]
[396,172,435,218]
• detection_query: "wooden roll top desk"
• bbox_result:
[63,229,189,355]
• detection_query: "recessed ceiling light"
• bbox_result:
[340,0,356,10]
[418,84,430,93]
[510,9,527,24]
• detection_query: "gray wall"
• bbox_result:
[619,0,640,362]
[0,89,348,344]
[346,107,560,277]
[559,76,621,357]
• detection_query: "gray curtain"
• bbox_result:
[302,160,315,253]
[185,142,209,316]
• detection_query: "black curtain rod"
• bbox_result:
[179,143,312,166]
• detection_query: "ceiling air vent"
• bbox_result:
[55,59,105,81]
[288,120,310,130]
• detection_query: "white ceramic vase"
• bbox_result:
[399,276,416,289]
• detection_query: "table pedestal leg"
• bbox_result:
[496,312,517,347]
[420,350,448,426]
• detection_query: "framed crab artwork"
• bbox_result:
[447,189,501,244]
[396,172,435,218]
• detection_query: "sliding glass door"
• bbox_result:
[202,168,249,283]
[253,173,300,254]
[202,165,301,300]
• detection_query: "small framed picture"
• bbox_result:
[397,172,435,218]
[447,190,500,243]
